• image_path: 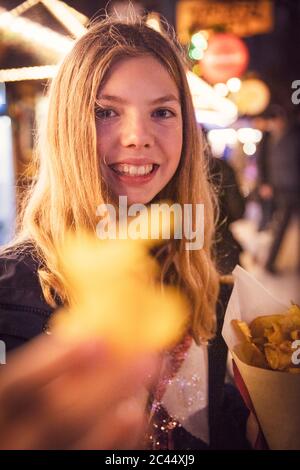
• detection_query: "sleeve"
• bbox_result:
[0,304,50,353]
[1,334,27,352]
[0,251,53,353]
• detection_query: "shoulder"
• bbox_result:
[0,243,51,310]
[0,243,55,352]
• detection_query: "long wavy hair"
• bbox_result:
[5,15,219,342]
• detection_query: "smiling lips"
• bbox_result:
[109,162,159,181]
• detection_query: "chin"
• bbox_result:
[126,194,154,205]
[117,186,155,205]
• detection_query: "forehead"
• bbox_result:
[99,55,180,101]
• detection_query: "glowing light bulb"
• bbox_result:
[227,77,241,93]
[243,142,256,155]
[191,32,208,50]
[189,48,204,61]
[214,83,229,97]
[237,128,263,144]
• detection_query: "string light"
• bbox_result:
[41,0,87,38]
[0,7,73,61]
[0,65,58,82]
[186,71,238,127]
[7,0,40,16]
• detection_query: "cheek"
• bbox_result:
[96,121,116,159]
[96,132,112,186]
[96,129,107,161]
[165,126,183,169]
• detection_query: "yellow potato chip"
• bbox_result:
[234,341,267,368]
[264,323,285,345]
[231,320,252,342]
[250,314,285,339]
[264,342,292,370]
[50,225,189,356]
[234,303,300,372]
[291,330,300,340]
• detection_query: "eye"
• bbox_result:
[95,107,117,120]
[152,108,175,119]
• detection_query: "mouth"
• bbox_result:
[109,163,159,177]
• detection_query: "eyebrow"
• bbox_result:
[97,94,180,105]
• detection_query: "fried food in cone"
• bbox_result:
[250,314,286,339]
[264,341,293,370]
[232,304,300,372]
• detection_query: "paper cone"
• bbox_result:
[222,265,300,450]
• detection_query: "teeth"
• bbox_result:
[113,164,154,176]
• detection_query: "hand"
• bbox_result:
[0,335,156,449]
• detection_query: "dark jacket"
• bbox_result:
[0,248,53,351]
[0,247,249,450]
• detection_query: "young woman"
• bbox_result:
[0,16,250,450]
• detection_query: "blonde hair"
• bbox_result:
[6,15,219,342]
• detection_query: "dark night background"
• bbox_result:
[1,0,300,111]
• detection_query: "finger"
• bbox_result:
[0,399,57,450]
[0,356,156,449]
[68,395,147,450]
[0,336,108,417]
[28,355,153,435]
[1,334,107,387]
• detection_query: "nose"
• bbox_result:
[120,112,154,149]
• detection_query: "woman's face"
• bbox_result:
[96,55,183,205]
